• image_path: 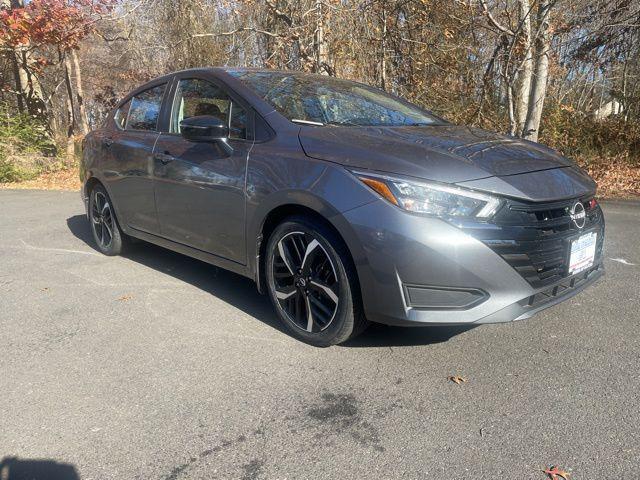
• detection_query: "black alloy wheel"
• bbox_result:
[266,216,368,346]
[272,231,340,333]
[91,190,115,250]
[89,184,127,256]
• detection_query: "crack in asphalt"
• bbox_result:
[161,435,247,480]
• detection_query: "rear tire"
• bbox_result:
[265,215,368,346]
[88,184,127,256]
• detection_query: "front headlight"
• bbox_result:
[354,171,502,219]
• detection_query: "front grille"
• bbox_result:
[461,196,605,289]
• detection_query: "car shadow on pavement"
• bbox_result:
[67,215,475,347]
[0,457,79,480]
[67,214,285,333]
[341,323,476,348]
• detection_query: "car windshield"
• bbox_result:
[228,70,444,127]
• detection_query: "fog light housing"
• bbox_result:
[403,285,488,310]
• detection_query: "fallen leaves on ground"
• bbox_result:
[0,166,80,191]
[543,466,571,479]
[448,375,467,385]
[583,157,640,198]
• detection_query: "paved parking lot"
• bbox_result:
[0,190,638,479]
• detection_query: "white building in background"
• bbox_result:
[593,100,624,120]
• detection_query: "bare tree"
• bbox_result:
[523,0,554,141]
[515,0,533,135]
[2,0,639,160]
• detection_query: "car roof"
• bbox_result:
[177,67,357,83]
[121,67,364,107]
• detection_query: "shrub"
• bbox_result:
[0,104,58,182]
[0,159,38,182]
[540,103,640,166]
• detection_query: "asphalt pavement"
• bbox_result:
[0,190,638,479]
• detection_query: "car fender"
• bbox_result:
[245,162,377,286]
[81,170,131,235]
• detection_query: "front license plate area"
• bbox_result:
[568,231,597,275]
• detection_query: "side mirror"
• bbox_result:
[180,115,229,142]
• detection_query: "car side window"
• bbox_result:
[114,99,131,129]
[126,84,166,131]
[172,78,247,140]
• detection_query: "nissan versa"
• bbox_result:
[81,68,605,346]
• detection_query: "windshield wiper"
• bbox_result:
[292,119,364,127]
[324,120,362,126]
[291,119,324,126]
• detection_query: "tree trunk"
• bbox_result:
[70,49,90,134]
[2,0,23,112]
[314,0,329,74]
[515,0,533,136]
[63,52,77,159]
[523,0,552,142]
[380,6,387,90]
[507,82,516,136]
[10,51,26,113]
[17,49,48,123]
[622,60,628,120]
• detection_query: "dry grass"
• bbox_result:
[0,164,80,191]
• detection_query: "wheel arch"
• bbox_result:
[82,175,104,218]
[84,176,103,196]
[83,174,128,235]
[254,203,362,301]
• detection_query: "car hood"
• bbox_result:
[299,124,575,183]
[298,124,595,201]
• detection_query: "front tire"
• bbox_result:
[88,184,127,256]
[265,215,368,346]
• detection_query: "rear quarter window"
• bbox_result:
[126,84,167,131]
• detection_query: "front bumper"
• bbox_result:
[336,199,604,327]
[470,263,603,324]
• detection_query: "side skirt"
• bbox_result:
[125,226,254,281]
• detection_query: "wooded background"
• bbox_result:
[1,0,639,194]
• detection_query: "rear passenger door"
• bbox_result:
[152,76,253,264]
[105,82,168,235]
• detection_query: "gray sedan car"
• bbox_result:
[81,68,605,346]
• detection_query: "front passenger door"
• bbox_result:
[153,77,252,264]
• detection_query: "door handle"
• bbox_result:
[154,152,175,165]
[103,138,114,148]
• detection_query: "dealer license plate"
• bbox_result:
[568,231,597,275]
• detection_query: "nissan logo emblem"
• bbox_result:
[570,202,586,229]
